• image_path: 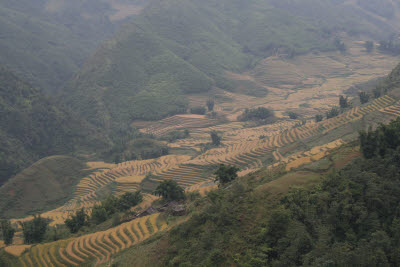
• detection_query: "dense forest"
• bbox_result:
[161,118,400,266]
[0,66,109,186]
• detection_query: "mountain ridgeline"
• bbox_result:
[64,0,400,129]
[0,67,109,186]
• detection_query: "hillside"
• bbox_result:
[0,66,110,186]
[0,156,91,218]
[64,0,400,128]
[0,0,147,92]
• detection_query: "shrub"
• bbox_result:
[210,131,222,146]
[288,112,299,120]
[190,106,207,115]
[65,208,88,233]
[239,107,274,121]
[326,107,340,119]
[207,99,215,111]
[315,114,323,122]
[359,91,370,104]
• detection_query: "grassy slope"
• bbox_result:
[0,156,91,218]
[0,66,110,186]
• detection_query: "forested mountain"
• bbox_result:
[64,0,400,129]
[0,0,147,92]
[0,66,109,186]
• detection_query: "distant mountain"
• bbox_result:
[0,66,110,186]
[64,0,400,129]
[0,0,147,92]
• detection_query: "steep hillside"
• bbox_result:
[64,0,400,128]
[0,66,109,186]
[0,0,147,92]
[0,156,91,218]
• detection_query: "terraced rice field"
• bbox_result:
[139,114,219,137]
[17,213,167,266]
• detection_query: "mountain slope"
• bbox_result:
[64,0,400,128]
[0,0,147,92]
[0,66,109,186]
[0,156,91,218]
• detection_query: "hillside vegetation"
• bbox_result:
[0,0,146,92]
[64,0,400,128]
[0,156,90,218]
[0,66,109,186]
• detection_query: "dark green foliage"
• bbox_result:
[206,99,215,112]
[161,130,190,142]
[106,138,169,163]
[364,41,374,53]
[239,107,274,122]
[65,208,88,233]
[359,91,370,104]
[315,114,324,122]
[288,112,299,120]
[339,95,350,109]
[214,164,240,185]
[359,118,400,159]
[163,121,400,265]
[118,191,144,211]
[20,215,49,244]
[210,131,222,146]
[90,192,143,225]
[154,180,185,201]
[0,67,109,186]
[326,106,340,119]
[373,87,382,99]
[190,106,207,115]
[334,38,347,53]
[0,219,15,245]
[379,40,400,55]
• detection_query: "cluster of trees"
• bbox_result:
[359,118,400,159]
[161,129,190,142]
[65,192,143,233]
[378,40,400,55]
[0,220,15,245]
[163,119,400,266]
[154,180,185,201]
[20,216,50,244]
[239,107,274,122]
[214,165,240,185]
[334,38,346,53]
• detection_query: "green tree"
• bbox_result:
[326,106,340,119]
[20,215,49,244]
[288,112,299,120]
[365,41,374,53]
[373,87,382,99]
[154,180,185,201]
[207,99,215,111]
[117,191,143,211]
[0,219,15,245]
[214,164,240,185]
[190,106,207,115]
[64,208,88,233]
[91,205,108,224]
[359,91,370,104]
[359,128,378,159]
[315,114,323,122]
[339,95,349,109]
[210,131,222,146]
